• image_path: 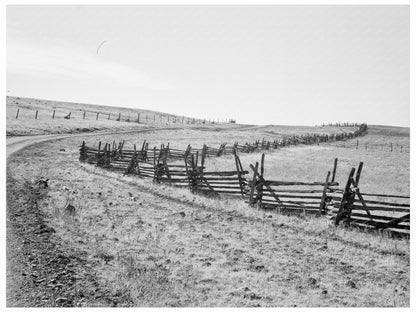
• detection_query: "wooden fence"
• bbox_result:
[11,105,231,125]
[247,154,339,215]
[80,141,248,197]
[79,123,368,168]
[329,163,410,236]
[80,138,409,235]
[333,140,409,153]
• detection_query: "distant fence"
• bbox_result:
[79,123,368,165]
[320,122,361,127]
[332,140,409,153]
[11,104,232,125]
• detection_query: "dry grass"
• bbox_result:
[7,96,209,136]
[7,129,410,307]
[80,124,360,152]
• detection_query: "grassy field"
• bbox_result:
[6,122,410,307]
[79,124,360,151]
[6,96,211,136]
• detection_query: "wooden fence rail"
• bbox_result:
[330,164,410,236]
[247,155,339,216]
[79,135,409,236]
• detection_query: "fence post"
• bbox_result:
[52,110,56,119]
[79,141,86,162]
[356,140,359,149]
[97,141,102,166]
[318,171,331,216]
[256,154,265,207]
[96,112,99,120]
[83,111,86,119]
[249,162,259,206]
[35,110,38,119]
[16,109,19,119]
[234,150,245,197]
[391,142,393,152]
[335,167,356,226]
[108,114,110,120]
[331,158,338,183]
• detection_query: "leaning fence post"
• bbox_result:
[331,158,338,183]
[35,110,38,119]
[234,151,245,197]
[16,109,19,119]
[318,171,331,216]
[52,110,56,119]
[335,167,356,226]
[249,162,259,206]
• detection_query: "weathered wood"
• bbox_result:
[262,193,323,200]
[261,181,338,187]
[333,203,410,213]
[354,162,364,186]
[346,212,408,222]
[318,171,331,216]
[358,192,410,199]
[335,167,355,226]
[348,218,409,230]
[249,164,283,208]
[249,162,259,205]
[352,199,410,207]
[331,158,338,183]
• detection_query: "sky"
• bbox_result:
[6,5,410,126]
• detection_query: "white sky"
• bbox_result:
[6,5,409,126]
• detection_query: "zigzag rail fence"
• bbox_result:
[79,124,367,196]
[77,123,410,236]
[330,163,410,236]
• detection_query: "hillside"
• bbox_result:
[6,97,409,307]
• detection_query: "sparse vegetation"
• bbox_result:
[7,122,410,307]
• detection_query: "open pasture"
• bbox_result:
[6,122,410,307]
[81,124,360,152]
[7,132,410,307]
